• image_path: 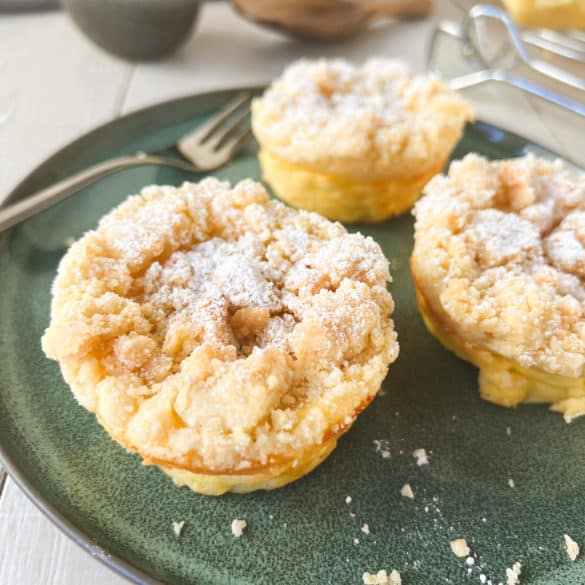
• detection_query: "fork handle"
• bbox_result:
[0,154,166,234]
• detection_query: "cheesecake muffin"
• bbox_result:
[252,58,474,223]
[411,154,585,421]
[42,178,399,494]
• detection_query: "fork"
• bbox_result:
[0,92,253,234]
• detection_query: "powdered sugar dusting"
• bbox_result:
[252,58,474,180]
[263,58,410,130]
[413,154,585,378]
[545,211,585,278]
[42,178,399,472]
[466,209,541,269]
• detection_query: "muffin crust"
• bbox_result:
[42,178,399,490]
[252,58,474,182]
[412,154,585,416]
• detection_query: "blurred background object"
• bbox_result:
[501,0,585,29]
[32,0,585,62]
[448,0,585,66]
[0,0,58,10]
[428,4,585,120]
[57,0,433,61]
[231,0,432,40]
[61,0,201,61]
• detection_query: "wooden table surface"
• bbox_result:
[0,2,583,583]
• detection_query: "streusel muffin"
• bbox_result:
[42,178,399,494]
[252,58,474,223]
[411,154,585,421]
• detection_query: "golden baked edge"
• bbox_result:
[42,178,400,495]
[259,148,447,223]
[91,337,393,495]
[95,367,387,495]
[411,258,585,422]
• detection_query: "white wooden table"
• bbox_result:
[0,2,583,583]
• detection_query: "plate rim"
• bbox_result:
[0,85,581,585]
[0,85,266,585]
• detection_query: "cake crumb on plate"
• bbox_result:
[506,562,521,585]
[412,448,429,466]
[362,569,401,585]
[372,440,391,459]
[231,519,247,538]
[450,538,470,558]
[564,534,580,561]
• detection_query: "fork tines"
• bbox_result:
[178,93,253,170]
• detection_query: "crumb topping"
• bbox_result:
[42,178,398,472]
[252,58,473,181]
[413,154,585,377]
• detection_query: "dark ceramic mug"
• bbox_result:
[62,0,201,61]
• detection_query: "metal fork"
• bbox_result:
[0,92,253,234]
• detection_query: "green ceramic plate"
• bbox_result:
[1,88,584,585]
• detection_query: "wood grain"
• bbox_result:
[0,481,129,585]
